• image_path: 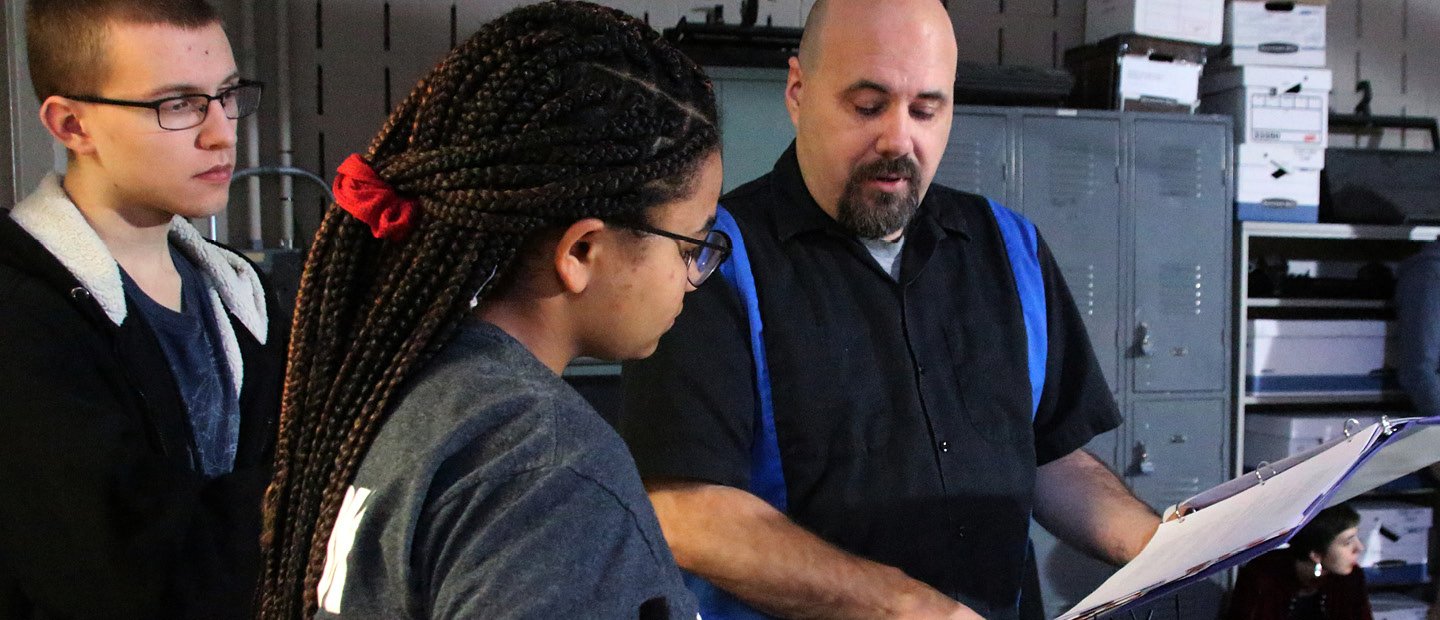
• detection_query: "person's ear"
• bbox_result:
[552,218,609,295]
[785,56,803,130]
[1308,550,1324,565]
[39,96,97,156]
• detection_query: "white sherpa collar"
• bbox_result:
[10,173,269,346]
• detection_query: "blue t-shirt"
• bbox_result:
[121,245,240,478]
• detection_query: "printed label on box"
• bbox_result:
[1118,56,1202,104]
[1248,93,1327,144]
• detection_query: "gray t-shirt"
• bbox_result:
[860,235,906,281]
[314,319,696,620]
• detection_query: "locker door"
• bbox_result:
[1018,114,1122,393]
[938,109,1010,205]
[1130,119,1230,393]
[1120,398,1229,620]
[1031,428,1123,619]
[1124,399,1227,516]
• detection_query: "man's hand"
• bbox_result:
[890,593,985,620]
[648,480,982,620]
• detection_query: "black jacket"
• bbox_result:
[0,176,286,619]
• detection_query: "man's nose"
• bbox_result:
[197,99,237,150]
[875,107,913,159]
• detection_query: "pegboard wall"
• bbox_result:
[1327,0,1440,148]
[4,1,1439,239]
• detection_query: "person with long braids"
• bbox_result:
[257,2,725,618]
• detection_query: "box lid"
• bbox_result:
[1238,143,1327,170]
[1247,319,1392,338]
[1246,412,1382,441]
[1369,592,1428,613]
[1228,0,1327,7]
[1201,66,1333,94]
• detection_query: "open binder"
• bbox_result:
[1058,415,1440,620]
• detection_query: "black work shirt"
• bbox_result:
[620,146,1121,619]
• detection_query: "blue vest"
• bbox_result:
[686,199,1048,619]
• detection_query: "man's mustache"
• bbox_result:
[852,157,920,183]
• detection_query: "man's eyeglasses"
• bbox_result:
[64,80,264,131]
[612,220,732,287]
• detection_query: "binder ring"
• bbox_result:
[1254,461,1276,485]
[1175,503,1194,523]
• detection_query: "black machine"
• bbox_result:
[662,1,802,68]
[665,1,1072,107]
[1322,82,1440,225]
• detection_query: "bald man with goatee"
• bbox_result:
[620,0,1162,618]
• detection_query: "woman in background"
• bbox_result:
[1226,503,1371,620]
[256,2,726,617]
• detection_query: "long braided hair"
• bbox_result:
[258,2,719,616]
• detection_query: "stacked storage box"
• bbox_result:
[1201,0,1331,222]
[1370,592,1431,620]
[1072,0,1223,113]
[1245,319,1398,396]
[1243,411,1383,469]
[1353,501,1433,585]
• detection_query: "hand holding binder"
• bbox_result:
[1058,415,1440,620]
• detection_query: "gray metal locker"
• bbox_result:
[1129,118,1231,393]
[938,110,1010,204]
[1120,398,1230,620]
[940,106,1234,620]
[1125,399,1229,512]
[1018,114,1124,393]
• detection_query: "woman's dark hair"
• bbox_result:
[1288,503,1362,561]
[257,2,719,616]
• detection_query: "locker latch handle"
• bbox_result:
[1135,322,1154,357]
[1133,442,1156,476]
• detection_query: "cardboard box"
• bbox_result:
[1244,411,1381,468]
[1245,319,1398,394]
[1354,501,1432,582]
[1219,0,1328,67]
[1371,592,1430,620]
[1202,66,1332,148]
[1065,35,1207,113]
[1236,143,1325,222]
[1086,0,1225,45]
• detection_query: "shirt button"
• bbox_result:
[917,365,927,377]
[938,440,950,453]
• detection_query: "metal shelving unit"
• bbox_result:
[1233,221,1440,475]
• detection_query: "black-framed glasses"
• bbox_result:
[612,220,732,286]
[64,80,264,130]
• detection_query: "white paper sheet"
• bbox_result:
[1057,423,1384,620]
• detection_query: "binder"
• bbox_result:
[1058,415,1440,620]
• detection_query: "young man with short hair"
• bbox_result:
[0,1,285,617]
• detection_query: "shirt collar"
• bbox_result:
[765,143,971,243]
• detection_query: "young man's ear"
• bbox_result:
[38,96,96,156]
[552,218,609,294]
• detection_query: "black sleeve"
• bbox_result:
[619,271,757,489]
[0,274,203,618]
[1031,235,1123,465]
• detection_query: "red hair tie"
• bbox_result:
[332,154,418,241]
